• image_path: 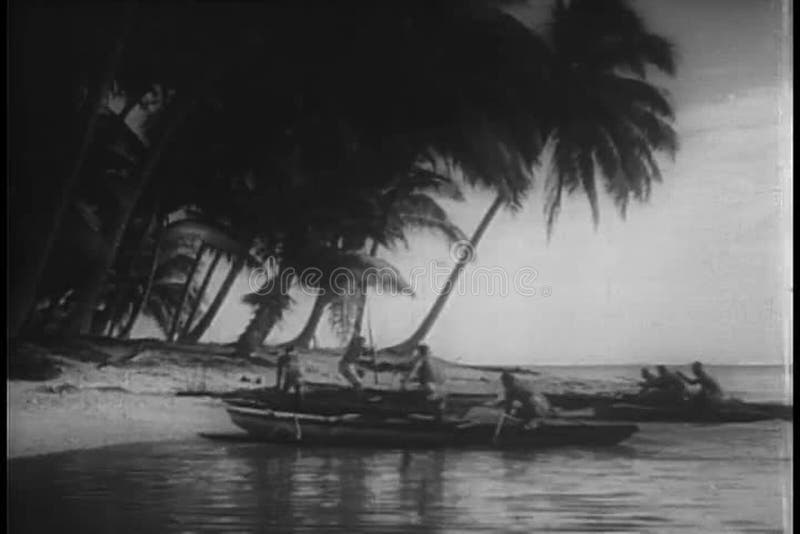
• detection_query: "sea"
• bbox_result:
[9,364,793,533]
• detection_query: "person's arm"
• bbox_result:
[496,388,514,413]
[491,390,506,408]
[275,357,285,388]
[400,356,422,389]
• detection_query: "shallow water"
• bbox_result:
[9,420,791,533]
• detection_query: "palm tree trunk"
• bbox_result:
[185,252,247,342]
[385,194,504,355]
[348,239,380,345]
[236,268,293,357]
[168,243,206,341]
[65,97,196,335]
[105,199,161,337]
[119,237,162,340]
[179,248,222,341]
[9,6,135,338]
[287,291,334,349]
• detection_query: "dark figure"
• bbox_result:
[277,345,304,407]
[656,365,689,397]
[638,368,659,392]
[678,361,724,407]
[401,344,447,420]
[339,336,366,392]
[496,371,552,424]
[633,365,689,404]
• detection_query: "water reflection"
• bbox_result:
[9,421,791,533]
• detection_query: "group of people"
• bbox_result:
[637,361,724,405]
[274,335,551,425]
[274,336,447,402]
[274,345,724,423]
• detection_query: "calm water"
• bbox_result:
[10,420,792,533]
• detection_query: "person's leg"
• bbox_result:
[349,365,363,390]
[337,359,353,385]
[293,383,302,410]
[424,383,443,421]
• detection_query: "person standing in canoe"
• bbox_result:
[400,344,447,419]
[677,361,724,407]
[276,345,304,406]
[338,335,367,393]
[495,371,553,424]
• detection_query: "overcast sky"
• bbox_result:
[141,0,791,366]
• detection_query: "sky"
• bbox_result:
[139,0,792,366]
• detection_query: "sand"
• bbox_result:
[8,384,237,458]
[7,348,277,459]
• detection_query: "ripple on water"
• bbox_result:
[9,421,791,533]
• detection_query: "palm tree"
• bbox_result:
[64,2,276,336]
[182,252,248,342]
[338,172,467,346]
[114,218,252,340]
[285,251,413,349]
[236,161,468,355]
[179,248,222,339]
[385,0,678,355]
[9,4,138,338]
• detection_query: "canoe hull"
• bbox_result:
[594,402,776,423]
[225,406,639,449]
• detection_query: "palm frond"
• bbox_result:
[542,0,677,236]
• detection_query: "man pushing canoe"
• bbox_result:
[400,344,448,420]
[496,371,554,425]
[338,335,368,393]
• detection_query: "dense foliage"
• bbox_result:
[9,0,677,355]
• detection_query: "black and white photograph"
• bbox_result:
[8,0,793,532]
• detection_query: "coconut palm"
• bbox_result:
[63,3,275,335]
[334,171,468,346]
[9,4,138,338]
[116,218,255,339]
[284,251,414,349]
[236,161,468,355]
[385,0,678,355]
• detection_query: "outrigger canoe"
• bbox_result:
[224,403,639,449]
[593,399,792,423]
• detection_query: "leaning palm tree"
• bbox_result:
[238,163,468,354]
[284,251,414,349]
[385,0,678,355]
[336,173,467,346]
[103,218,250,339]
